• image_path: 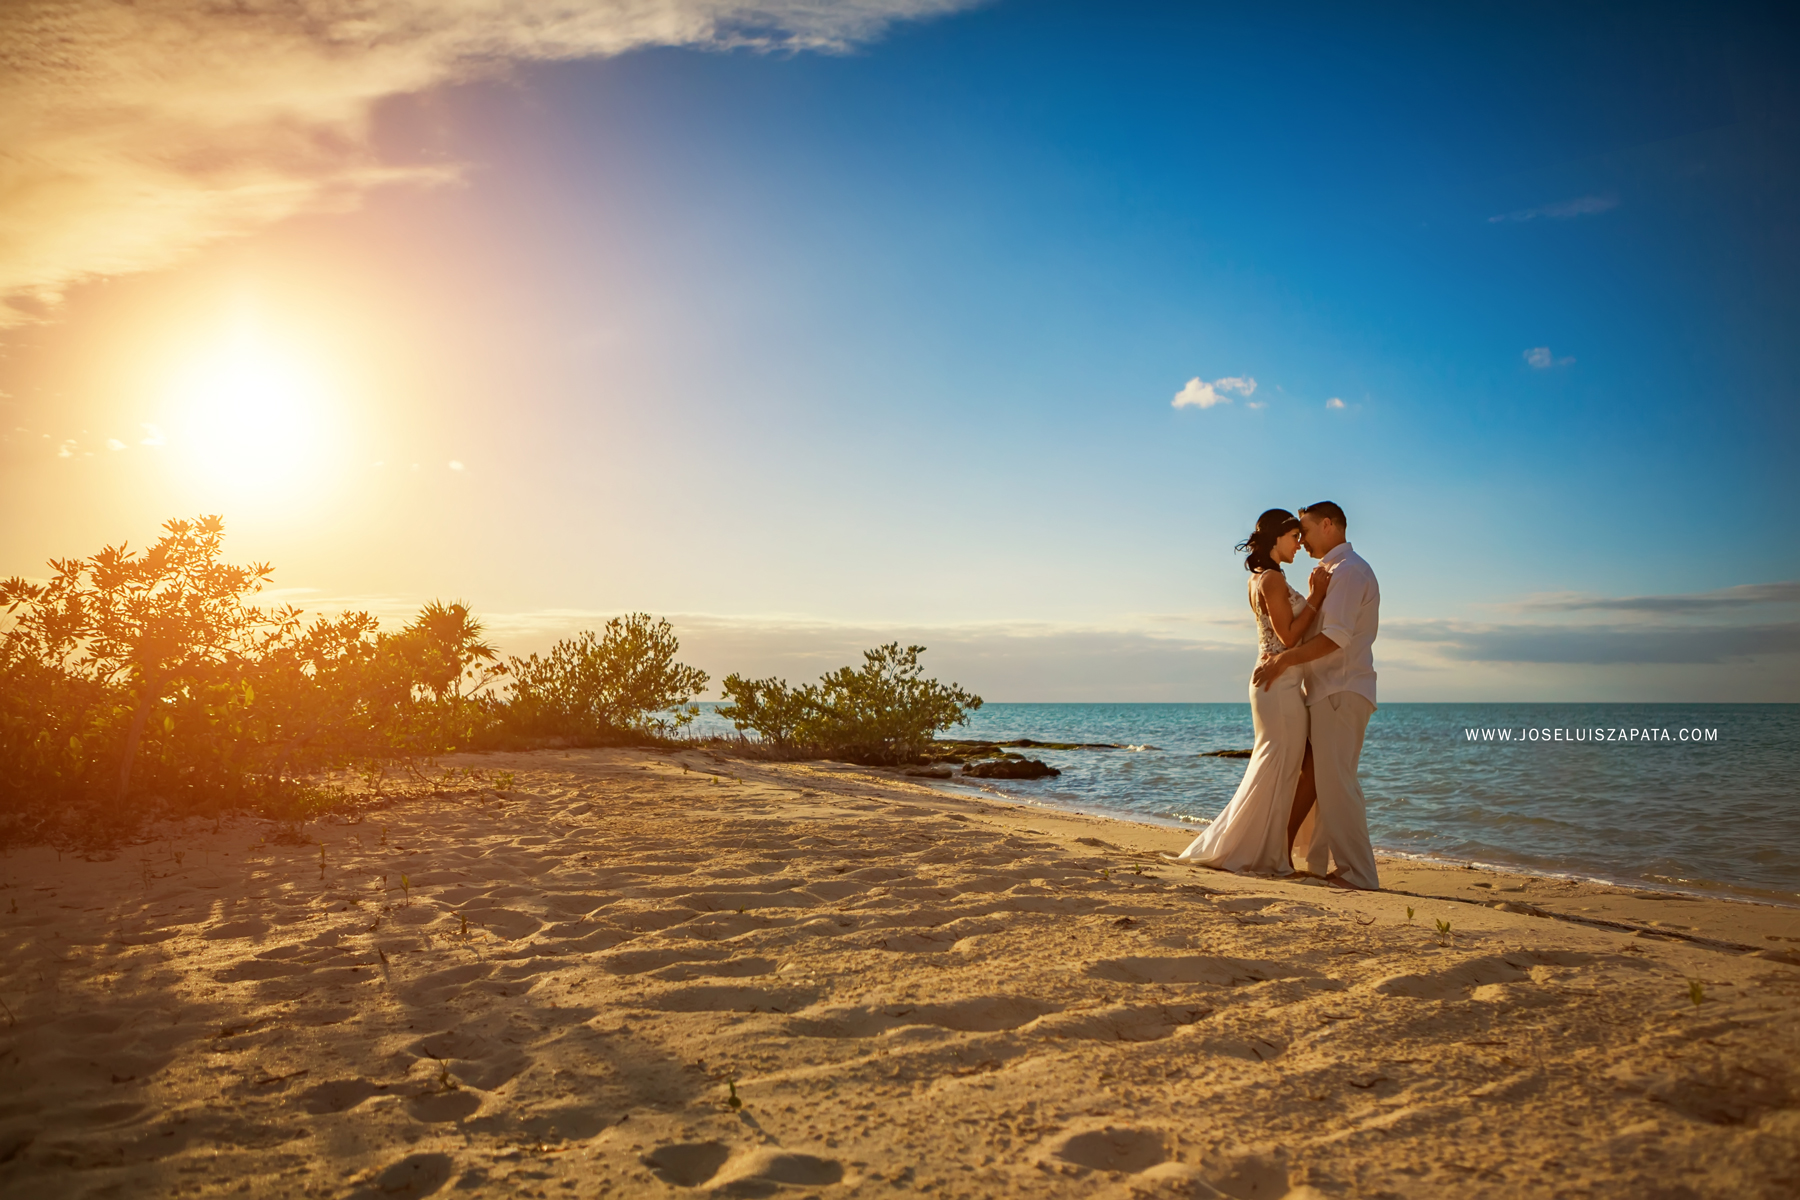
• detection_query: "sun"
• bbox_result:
[168,322,334,494]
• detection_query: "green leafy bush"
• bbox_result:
[718,643,980,763]
[0,517,507,836]
[500,615,710,740]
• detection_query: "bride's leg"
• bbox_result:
[1287,743,1317,865]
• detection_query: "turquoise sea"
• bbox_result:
[692,702,1800,905]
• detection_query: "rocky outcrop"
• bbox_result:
[962,757,1060,780]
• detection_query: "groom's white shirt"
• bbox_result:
[1303,541,1379,710]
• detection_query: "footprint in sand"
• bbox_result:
[1371,955,1532,999]
[1039,1125,1175,1173]
[410,1031,529,1091]
[1374,949,1626,1000]
[297,1078,385,1114]
[644,1141,733,1187]
[348,1152,453,1199]
[644,1142,845,1191]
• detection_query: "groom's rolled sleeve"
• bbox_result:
[1318,565,1363,649]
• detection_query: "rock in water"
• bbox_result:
[963,758,1060,779]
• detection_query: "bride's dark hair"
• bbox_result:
[1237,508,1301,574]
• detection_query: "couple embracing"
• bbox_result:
[1174,502,1381,891]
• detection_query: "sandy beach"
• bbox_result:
[2,746,1796,1199]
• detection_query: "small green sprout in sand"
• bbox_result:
[400,873,411,901]
[319,845,326,879]
[380,827,387,846]
[725,1076,742,1110]
[1435,918,1452,946]
[426,1053,457,1091]
[173,850,185,868]
[1099,868,1111,880]
[1405,906,1415,921]
[459,913,469,940]
[1688,978,1706,1008]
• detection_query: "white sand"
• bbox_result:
[1,746,1796,1198]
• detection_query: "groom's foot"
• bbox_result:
[1324,873,1364,891]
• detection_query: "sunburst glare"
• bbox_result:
[166,319,337,498]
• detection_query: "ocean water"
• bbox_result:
[690,702,1800,904]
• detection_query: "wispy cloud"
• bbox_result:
[1172,375,1256,410]
[1387,618,1800,665]
[0,0,978,325]
[1524,346,1575,369]
[1514,581,1800,615]
[1489,194,1619,224]
[1324,397,1345,410]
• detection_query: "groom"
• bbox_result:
[1251,501,1381,890]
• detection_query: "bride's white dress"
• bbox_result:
[1173,569,1308,873]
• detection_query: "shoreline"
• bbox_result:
[3,745,1795,1198]
[897,769,1800,953]
[935,773,1800,912]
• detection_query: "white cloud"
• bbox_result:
[1172,375,1257,410]
[57,439,76,458]
[1525,346,1575,369]
[448,460,465,471]
[106,438,127,451]
[1489,194,1619,224]
[1325,397,1345,410]
[140,423,166,446]
[0,0,979,325]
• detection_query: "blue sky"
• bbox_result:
[2,1,1797,699]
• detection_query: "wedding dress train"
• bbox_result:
[1173,570,1307,874]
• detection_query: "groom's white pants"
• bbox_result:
[1296,691,1380,890]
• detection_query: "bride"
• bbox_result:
[1173,509,1329,874]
